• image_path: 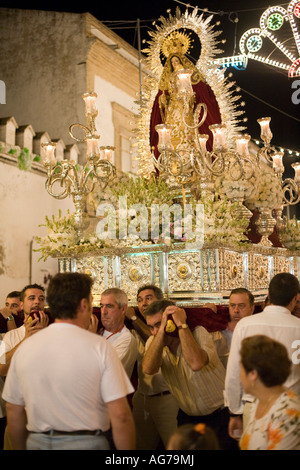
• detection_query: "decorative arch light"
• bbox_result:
[239,0,300,76]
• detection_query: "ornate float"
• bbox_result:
[36,7,300,305]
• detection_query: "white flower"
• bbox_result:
[174,226,183,238]
[245,164,283,210]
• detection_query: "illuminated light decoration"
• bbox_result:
[289,57,300,76]
[288,0,300,56]
[212,54,248,70]
[251,137,300,159]
[294,2,300,18]
[246,34,263,52]
[239,1,300,76]
[260,6,289,30]
[266,13,284,30]
[260,7,297,62]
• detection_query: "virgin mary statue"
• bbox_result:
[150,32,222,159]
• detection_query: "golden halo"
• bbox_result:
[161,30,192,58]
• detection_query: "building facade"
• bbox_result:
[0,8,145,303]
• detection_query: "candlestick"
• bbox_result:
[209,124,227,150]
[41,142,57,165]
[86,135,100,157]
[235,134,251,157]
[100,146,115,163]
[272,151,284,174]
[198,134,209,155]
[43,91,115,239]
[82,92,98,116]
[155,124,172,149]
[292,162,300,182]
[175,69,194,97]
[257,117,272,142]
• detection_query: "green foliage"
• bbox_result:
[111,176,177,207]
[5,146,42,171]
[17,147,31,171]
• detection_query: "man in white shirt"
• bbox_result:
[2,272,135,450]
[225,272,300,441]
[0,284,49,450]
[100,288,137,379]
[0,284,49,377]
[292,290,300,318]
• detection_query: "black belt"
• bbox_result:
[32,429,104,436]
[148,390,171,398]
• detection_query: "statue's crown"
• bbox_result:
[161,31,192,58]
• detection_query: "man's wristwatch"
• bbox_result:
[6,315,14,322]
[177,323,188,330]
[131,315,137,322]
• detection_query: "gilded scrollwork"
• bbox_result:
[274,255,294,276]
[56,244,300,305]
[218,249,245,291]
[168,251,202,293]
[248,253,270,291]
[119,254,153,302]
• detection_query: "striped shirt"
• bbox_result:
[146,325,226,415]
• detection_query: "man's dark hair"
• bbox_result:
[20,284,45,301]
[268,272,300,307]
[137,284,164,300]
[230,288,254,306]
[47,272,93,320]
[144,299,175,317]
[6,291,21,299]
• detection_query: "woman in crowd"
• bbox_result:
[239,335,300,450]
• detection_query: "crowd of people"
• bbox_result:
[0,272,299,451]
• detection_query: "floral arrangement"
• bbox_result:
[197,194,249,247]
[86,169,131,215]
[245,163,283,210]
[214,157,257,201]
[279,216,300,251]
[105,176,181,244]
[35,177,250,259]
[110,175,177,208]
[35,210,105,260]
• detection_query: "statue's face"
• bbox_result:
[171,56,181,70]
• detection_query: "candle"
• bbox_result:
[100,146,115,163]
[176,69,193,96]
[292,162,300,182]
[198,134,209,155]
[86,135,100,156]
[272,151,284,174]
[257,117,272,141]
[209,124,227,150]
[82,92,98,115]
[155,124,172,149]
[41,141,56,165]
[235,134,251,157]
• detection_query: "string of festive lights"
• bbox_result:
[238,85,300,158]
[253,138,300,158]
